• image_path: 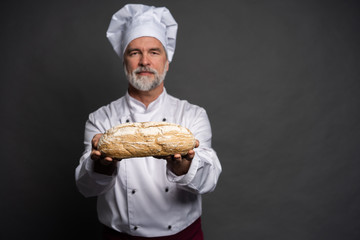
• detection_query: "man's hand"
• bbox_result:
[91,133,119,175]
[156,140,200,176]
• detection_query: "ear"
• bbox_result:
[165,61,170,72]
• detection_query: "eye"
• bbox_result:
[129,51,138,56]
[150,51,160,55]
[127,50,141,57]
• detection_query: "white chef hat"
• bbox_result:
[106,4,178,62]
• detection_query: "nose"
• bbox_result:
[139,54,150,66]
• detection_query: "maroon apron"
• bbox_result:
[102,217,204,240]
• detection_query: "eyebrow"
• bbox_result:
[149,48,163,52]
[126,47,163,53]
[126,48,139,53]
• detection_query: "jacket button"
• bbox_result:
[165,187,169,192]
[131,190,136,194]
[168,225,172,229]
[162,118,166,122]
[134,226,138,230]
[126,119,130,123]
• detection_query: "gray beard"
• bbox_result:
[125,66,167,91]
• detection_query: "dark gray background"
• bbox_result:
[1,0,359,239]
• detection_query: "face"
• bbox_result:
[124,36,169,91]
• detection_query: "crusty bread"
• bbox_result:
[97,122,196,159]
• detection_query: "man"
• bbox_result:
[75,4,222,240]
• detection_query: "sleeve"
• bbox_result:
[166,107,222,194]
[75,113,117,198]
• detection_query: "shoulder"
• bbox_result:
[166,93,207,116]
[165,93,209,132]
[166,92,205,111]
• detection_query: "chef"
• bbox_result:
[75,4,222,240]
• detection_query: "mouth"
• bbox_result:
[136,71,155,76]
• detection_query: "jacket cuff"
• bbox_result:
[166,153,201,185]
[85,156,116,184]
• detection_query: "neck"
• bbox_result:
[128,83,164,108]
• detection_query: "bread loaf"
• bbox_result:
[97,122,196,159]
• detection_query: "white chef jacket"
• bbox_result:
[75,88,222,237]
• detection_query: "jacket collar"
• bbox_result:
[125,88,167,114]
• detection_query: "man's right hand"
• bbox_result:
[91,133,119,175]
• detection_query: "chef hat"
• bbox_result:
[106,4,178,62]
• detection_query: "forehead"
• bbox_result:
[126,36,165,51]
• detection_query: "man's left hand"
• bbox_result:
[156,140,199,176]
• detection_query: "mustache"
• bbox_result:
[134,67,157,74]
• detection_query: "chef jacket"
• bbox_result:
[75,88,222,237]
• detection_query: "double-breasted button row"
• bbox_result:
[132,225,172,231]
[131,188,168,194]
[125,119,166,123]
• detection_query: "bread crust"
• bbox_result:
[97,122,196,159]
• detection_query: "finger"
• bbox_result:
[186,150,195,161]
[195,140,200,148]
[91,150,102,160]
[100,157,114,165]
[92,138,99,149]
[92,134,103,149]
[173,154,182,160]
[104,156,114,162]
